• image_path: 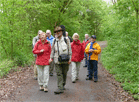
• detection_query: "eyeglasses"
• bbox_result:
[54,30,63,33]
[46,33,50,34]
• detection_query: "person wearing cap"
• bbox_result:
[33,32,51,92]
[49,26,72,94]
[71,33,84,83]
[82,34,89,67]
[46,30,54,76]
[66,31,73,43]
[32,30,42,80]
[85,35,101,82]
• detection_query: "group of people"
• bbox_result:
[32,25,101,94]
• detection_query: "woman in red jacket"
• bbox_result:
[71,33,84,83]
[33,32,51,92]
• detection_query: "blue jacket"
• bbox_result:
[47,35,54,46]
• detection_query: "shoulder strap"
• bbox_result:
[64,37,67,44]
[54,39,56,45]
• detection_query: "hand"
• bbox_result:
[89,49,94,53]
[40,49,44,52]
[68,59,71,64]
[49,58,53,63]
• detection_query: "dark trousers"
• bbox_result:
[55,64,69,89]
[87,60,90,75]
[84,53,88,66]
[88,60,98,79]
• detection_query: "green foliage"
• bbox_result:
[100,0,139,100]
[0,0,104,76]
[0,59,16,78]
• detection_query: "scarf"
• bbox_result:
[89,41,96,60]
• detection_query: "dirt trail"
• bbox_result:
[0,41,136,102]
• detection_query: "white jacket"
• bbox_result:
[50,36,72,64]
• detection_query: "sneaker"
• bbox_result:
[44,87,48,92]
[83,65,87,67]
[72,81,76,83]
[86,77,92,80]
[50,73,53,76]
[40,86,44,91]
[94,78,98,82]
[54,89,64,94]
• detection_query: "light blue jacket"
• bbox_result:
[47,35,54,46]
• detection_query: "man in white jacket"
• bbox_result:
[49,26,72,94]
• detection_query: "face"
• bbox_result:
[85,35,89,39]
[46,32,51,37]
[40,33,47,41]
[66,33,68,37]
[54,27,63,38]
[91,38,95,42]
[73,35,79,41]
[88,38,91,42]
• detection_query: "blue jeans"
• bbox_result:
[88,60,98,79]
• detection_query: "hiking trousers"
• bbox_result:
[36,65,49,88]
[71,62,81,81]
[88,60,98,79]
[55,64,69,90]
[49,60,54,74]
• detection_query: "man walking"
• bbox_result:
[32,30,42,80]
[85,35,101,82]
[82,34,89,67]
[49,26,72,94]
[46,30,54,76]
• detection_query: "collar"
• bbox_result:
[56,35,64,42]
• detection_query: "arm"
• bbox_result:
[67,38,72,59]
[50,39,55,59]
[80,45,84,60]
[32,37,36,48]
[93,44,101,54]
[32,42,41,54]
[85,43,90,54]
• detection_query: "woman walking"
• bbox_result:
[71,33,84,83]
[33,32,51,92]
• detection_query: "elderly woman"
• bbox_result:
[33,32,51,92]
[71,33,84,83]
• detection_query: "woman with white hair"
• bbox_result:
[71,33,84,83]
[33,32,51,92]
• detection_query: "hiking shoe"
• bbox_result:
[86,77,92,80]
[94,78,98,82]
[34,77,37,80]
[44,87,48,92]
[50,73,53,76]
[83,65,87,67]
[72,81,76,83]
[54,89,64,94]
[40,86,44,91]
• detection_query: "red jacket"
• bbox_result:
[71,40,84,62]
[33,39,51,65]
[82,39,89,51]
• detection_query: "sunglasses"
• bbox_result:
[54,30,63,33]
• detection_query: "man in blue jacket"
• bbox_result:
[46,30,54,76]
